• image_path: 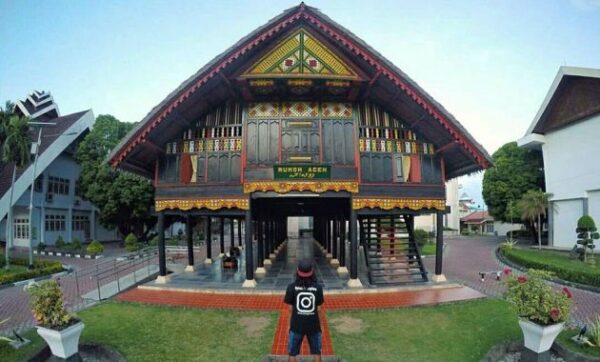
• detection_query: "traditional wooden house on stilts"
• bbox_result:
[109,3,492,288]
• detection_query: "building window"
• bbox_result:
[72,215,90,231]
[14,218,29,239]
[393,154,404,182]
[75,180,82,197]
[48,176,70,195]
[34,175,44,192]
[486,222,494,233]
[45,214,66,231]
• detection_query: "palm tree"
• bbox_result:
[518,190,548,251]
[1,105,31,269]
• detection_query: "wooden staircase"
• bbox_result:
[361,215,428,285]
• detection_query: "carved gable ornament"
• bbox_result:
[241,28,359,80]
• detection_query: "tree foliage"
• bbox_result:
[576,215,599,263]
[482,142,544,223]
[517,190,548,250]
[76,115,154,238]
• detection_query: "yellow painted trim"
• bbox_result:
[155,198,250,211]
[352,198,446,211]
[243,181,359,194]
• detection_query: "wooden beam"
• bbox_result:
[435,140,459,154]
[361,71,382,100]
[122,160,153,178]
[219,72,238,99]
[143,139,166,155]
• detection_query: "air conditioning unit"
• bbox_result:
[45,193,53,203]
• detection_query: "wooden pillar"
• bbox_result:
[219,216,225,256]
[347,201,361,287]
[185,215,194,271]
[242,204,256,288]
[237,218,242,247]
[205,216,212,263]
[326,217,332,257]
[230,217,235,250]
[433,211,446,282]
[339,217,346,267]
[257,213,264,268]
[331,214,339,266]
[156,212,168,283]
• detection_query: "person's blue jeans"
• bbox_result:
[288,330,322,356]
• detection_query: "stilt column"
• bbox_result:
[347,201,362,288]
[242,205,256,288]
[185,215,195,272]
[205,216,212,264]
[156,212,169,284]
[432,211,447,282]
[219,217,225,256]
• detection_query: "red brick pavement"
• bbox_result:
[424,236,600,325]
[271,307,334,356]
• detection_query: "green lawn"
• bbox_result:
[1,301,277,362]
[501,247,600,287]
[421,243,436,256]
[4,298,592,362]
[0,265,29,276]
[329,299,521,362]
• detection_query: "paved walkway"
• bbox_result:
[424,236,600,325]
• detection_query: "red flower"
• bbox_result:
[518,275,528,283]
[503,267,512,276]
[550,307,561,321]
[563,287,573,299]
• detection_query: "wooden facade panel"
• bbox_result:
[247,119,279,164]
[322,120,354,165]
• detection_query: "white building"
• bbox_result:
[0,91,117,248]
[518,66,600,248]
[414,178,461,232]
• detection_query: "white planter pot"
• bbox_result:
[36,321,85,358]
[518,319,564,353]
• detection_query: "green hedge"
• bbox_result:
[500,247,600,287]
[0,256,64,285]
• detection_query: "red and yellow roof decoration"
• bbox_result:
[242,28,359,80]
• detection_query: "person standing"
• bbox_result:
[284,259,324,362]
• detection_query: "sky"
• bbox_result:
[1,0,600,206]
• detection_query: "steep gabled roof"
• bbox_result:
[109,3,492,178]
[0,110,93,221]
[524,66,600,136]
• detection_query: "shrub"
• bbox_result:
[148,235,159,247]
[86,240,104,255]
[55,236,66,249]
[36,242,47,253]
[26,280,74,329]
[576,215,599,264]
[583,316,600,347]
[125,233,140,252]
[0,258,63,285]
[461,229,471,236]
[70,238,82,251]
[504,269,572,325]
[501,247,600,287]
[413,229,430,246]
